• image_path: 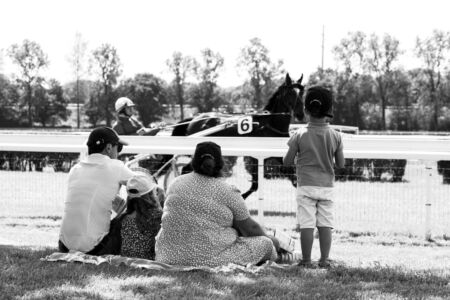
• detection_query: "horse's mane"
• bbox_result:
[262,88,279,112]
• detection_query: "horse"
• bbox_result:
[153,73,305,199]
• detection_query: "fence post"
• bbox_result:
[424,162,433,241]
[257,157,265,225]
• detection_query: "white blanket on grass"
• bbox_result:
[41,251,294,273]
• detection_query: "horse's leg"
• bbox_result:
[223,156,237,177]
[242,156,258,199]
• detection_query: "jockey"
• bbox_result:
[113,97,161,136]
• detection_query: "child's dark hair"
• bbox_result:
[304,86,334,118]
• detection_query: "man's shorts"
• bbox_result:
[296,186,334,229]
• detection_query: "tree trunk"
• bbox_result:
[104,84,110,127]
[27,83,33,127]
[431,91,439,131]
[177,82,184,120]
[76,79,80,128]
[428,71,438,131]
[376,77,387,131]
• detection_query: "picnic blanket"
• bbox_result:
[41,251,297,273]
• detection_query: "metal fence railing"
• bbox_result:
[1,133,450,239]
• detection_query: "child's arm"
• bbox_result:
[283,133,299,167]
[283,146,297,167]
[335,135,345,169]
[335,149,345,169]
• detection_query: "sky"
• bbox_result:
[1,0,449,87]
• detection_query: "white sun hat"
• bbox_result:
[126,170,157,199]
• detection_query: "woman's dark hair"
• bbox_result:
[192,141,224,178]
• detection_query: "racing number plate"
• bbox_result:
[237,116,253,135]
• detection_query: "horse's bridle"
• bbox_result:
[259,80,304,135]
[272,81,304,118]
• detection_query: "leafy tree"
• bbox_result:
[190,48,225,112]
[224,83,254,113]
[333,31,366,75]
[67,32,89,128]
[92,43,122,126]
[237,37,284,108]
[116,73,169,126]
[308,68,372,129]
[385,70,413,130]
[85,80,104,127]
[333,32,402,130]
[63,79,92,127]
[0,74,21,126]
[332,31,368,128]
[415,30,450,130]
[34,79,70,127]
[166,52,195,120]
[0,49,4,74]
[364,33,402,130]
[7,39,49,126]
[408,68,432,131]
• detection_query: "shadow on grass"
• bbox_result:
[1,245,449,299]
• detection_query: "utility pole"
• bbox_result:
[321,25,325,70]
[76,77,80,128]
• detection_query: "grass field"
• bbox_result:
[1,229,449,299]
[1,159,450,299]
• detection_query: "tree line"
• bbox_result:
[0,30,450,131]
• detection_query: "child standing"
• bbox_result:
[283,86,345,268]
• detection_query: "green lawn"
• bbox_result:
[1,232,449,299]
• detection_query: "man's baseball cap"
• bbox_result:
[86,126,129,148]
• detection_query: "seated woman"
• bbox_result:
[120,169,165,260]
[155,141,279,267]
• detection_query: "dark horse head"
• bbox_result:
[253,73,304,137]
[263,73,305,125]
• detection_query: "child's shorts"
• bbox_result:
[296,186,334,229]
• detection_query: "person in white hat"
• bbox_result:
[112,97,162,136]
[120,169,165,260]
[58,126,136,255]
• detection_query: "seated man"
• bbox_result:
[58,127,135,255]
[113,97,161,136]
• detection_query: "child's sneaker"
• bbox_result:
[318,258,332,268]
[297,259,313,268]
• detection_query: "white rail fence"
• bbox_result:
[1,133,450,239]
